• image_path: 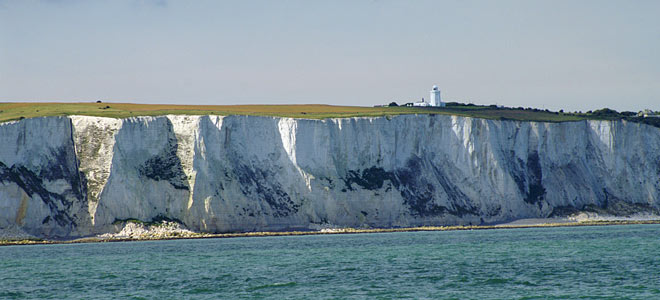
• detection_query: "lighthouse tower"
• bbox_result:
[430,85,444,107]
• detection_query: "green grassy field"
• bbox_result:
[0,102,434,122]
[0,102,656,127]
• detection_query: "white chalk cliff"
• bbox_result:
[1,114,659,238]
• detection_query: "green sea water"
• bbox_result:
[1,224,660,299]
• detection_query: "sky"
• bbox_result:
[1,0,659,112]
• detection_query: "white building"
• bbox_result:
[413,85,445,107]
[413,98,429,107]
[430,85,444,107]
[639,109,660,118]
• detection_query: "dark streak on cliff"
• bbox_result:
[524,152,546,207]
[343,167,395,191]
[235,164,299,217]
[340,158,479,218]
[139,129,189,191]
[0,160,76,228]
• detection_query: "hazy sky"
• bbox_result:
[1,0,658,111]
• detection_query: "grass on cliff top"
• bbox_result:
[0,101,642,124]
[0,102,433,122]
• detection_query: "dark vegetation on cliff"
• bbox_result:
[0,146,82,229]
[1,102,658,127]
[341,159,479,218]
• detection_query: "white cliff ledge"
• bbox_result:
[1,114,659,239]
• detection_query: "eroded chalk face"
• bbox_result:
[0,118,86,237]
[0,114,659,238]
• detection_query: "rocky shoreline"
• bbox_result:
[3,217,660,246]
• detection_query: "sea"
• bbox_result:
[1,224,659,299]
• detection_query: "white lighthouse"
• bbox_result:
[430,85,444,107]
[412,85,445,107]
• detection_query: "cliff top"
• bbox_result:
[1,102,658,127]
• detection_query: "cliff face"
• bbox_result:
[1,114,659,238]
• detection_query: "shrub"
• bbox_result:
[592,108,620,118]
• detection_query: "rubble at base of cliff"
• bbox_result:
[568,212,660,223]
[0,226,39,241]
[96,221,202,240]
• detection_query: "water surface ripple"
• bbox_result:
[1,224,659,299]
